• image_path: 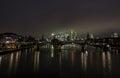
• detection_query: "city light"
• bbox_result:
[51,33,55,36]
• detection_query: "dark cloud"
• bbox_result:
[0,0,120,38]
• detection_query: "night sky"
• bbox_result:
[0,0,120,38]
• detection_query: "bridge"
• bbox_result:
[0,37,119,54]
[37,38,118,52]
[38,39,106,47]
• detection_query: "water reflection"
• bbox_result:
[90,51,93,65]
[81,51,88,72]
[0,56,2,65]
[102,51,112,73]
[59,52,62,76]
[51,45,54,58]
[107,52,112,72]
[102,52,106,69]
[14,52,21,72]
[34,51,40,72]
[0,56,2,69]
[71,50,74,65]
[8,51,21,74]
[59,52,62,66]
[8,53,14,73]
[0,46,120,78]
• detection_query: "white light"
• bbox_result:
[6,41,10,44]
[85,51,88,56]
[51,33,55,36]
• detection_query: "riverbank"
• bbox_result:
[0,46,34,55]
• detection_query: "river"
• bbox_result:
[0,45,120,78]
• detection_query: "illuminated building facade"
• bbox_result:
[51,30,80,41]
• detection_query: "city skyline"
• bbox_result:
[0,0,120,38]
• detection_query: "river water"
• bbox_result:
[0,45,120,78]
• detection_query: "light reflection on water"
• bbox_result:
[50,46,54,58]
[0,56,2,65]
[8,53,13,73]
[34,51,40,72]
[0,45,120,78]
[8,51,21,75]
[81,52,87,72]
[102,51,112,73]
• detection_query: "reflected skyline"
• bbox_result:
[0,45,119,78]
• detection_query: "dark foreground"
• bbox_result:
[0,45,120,78]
